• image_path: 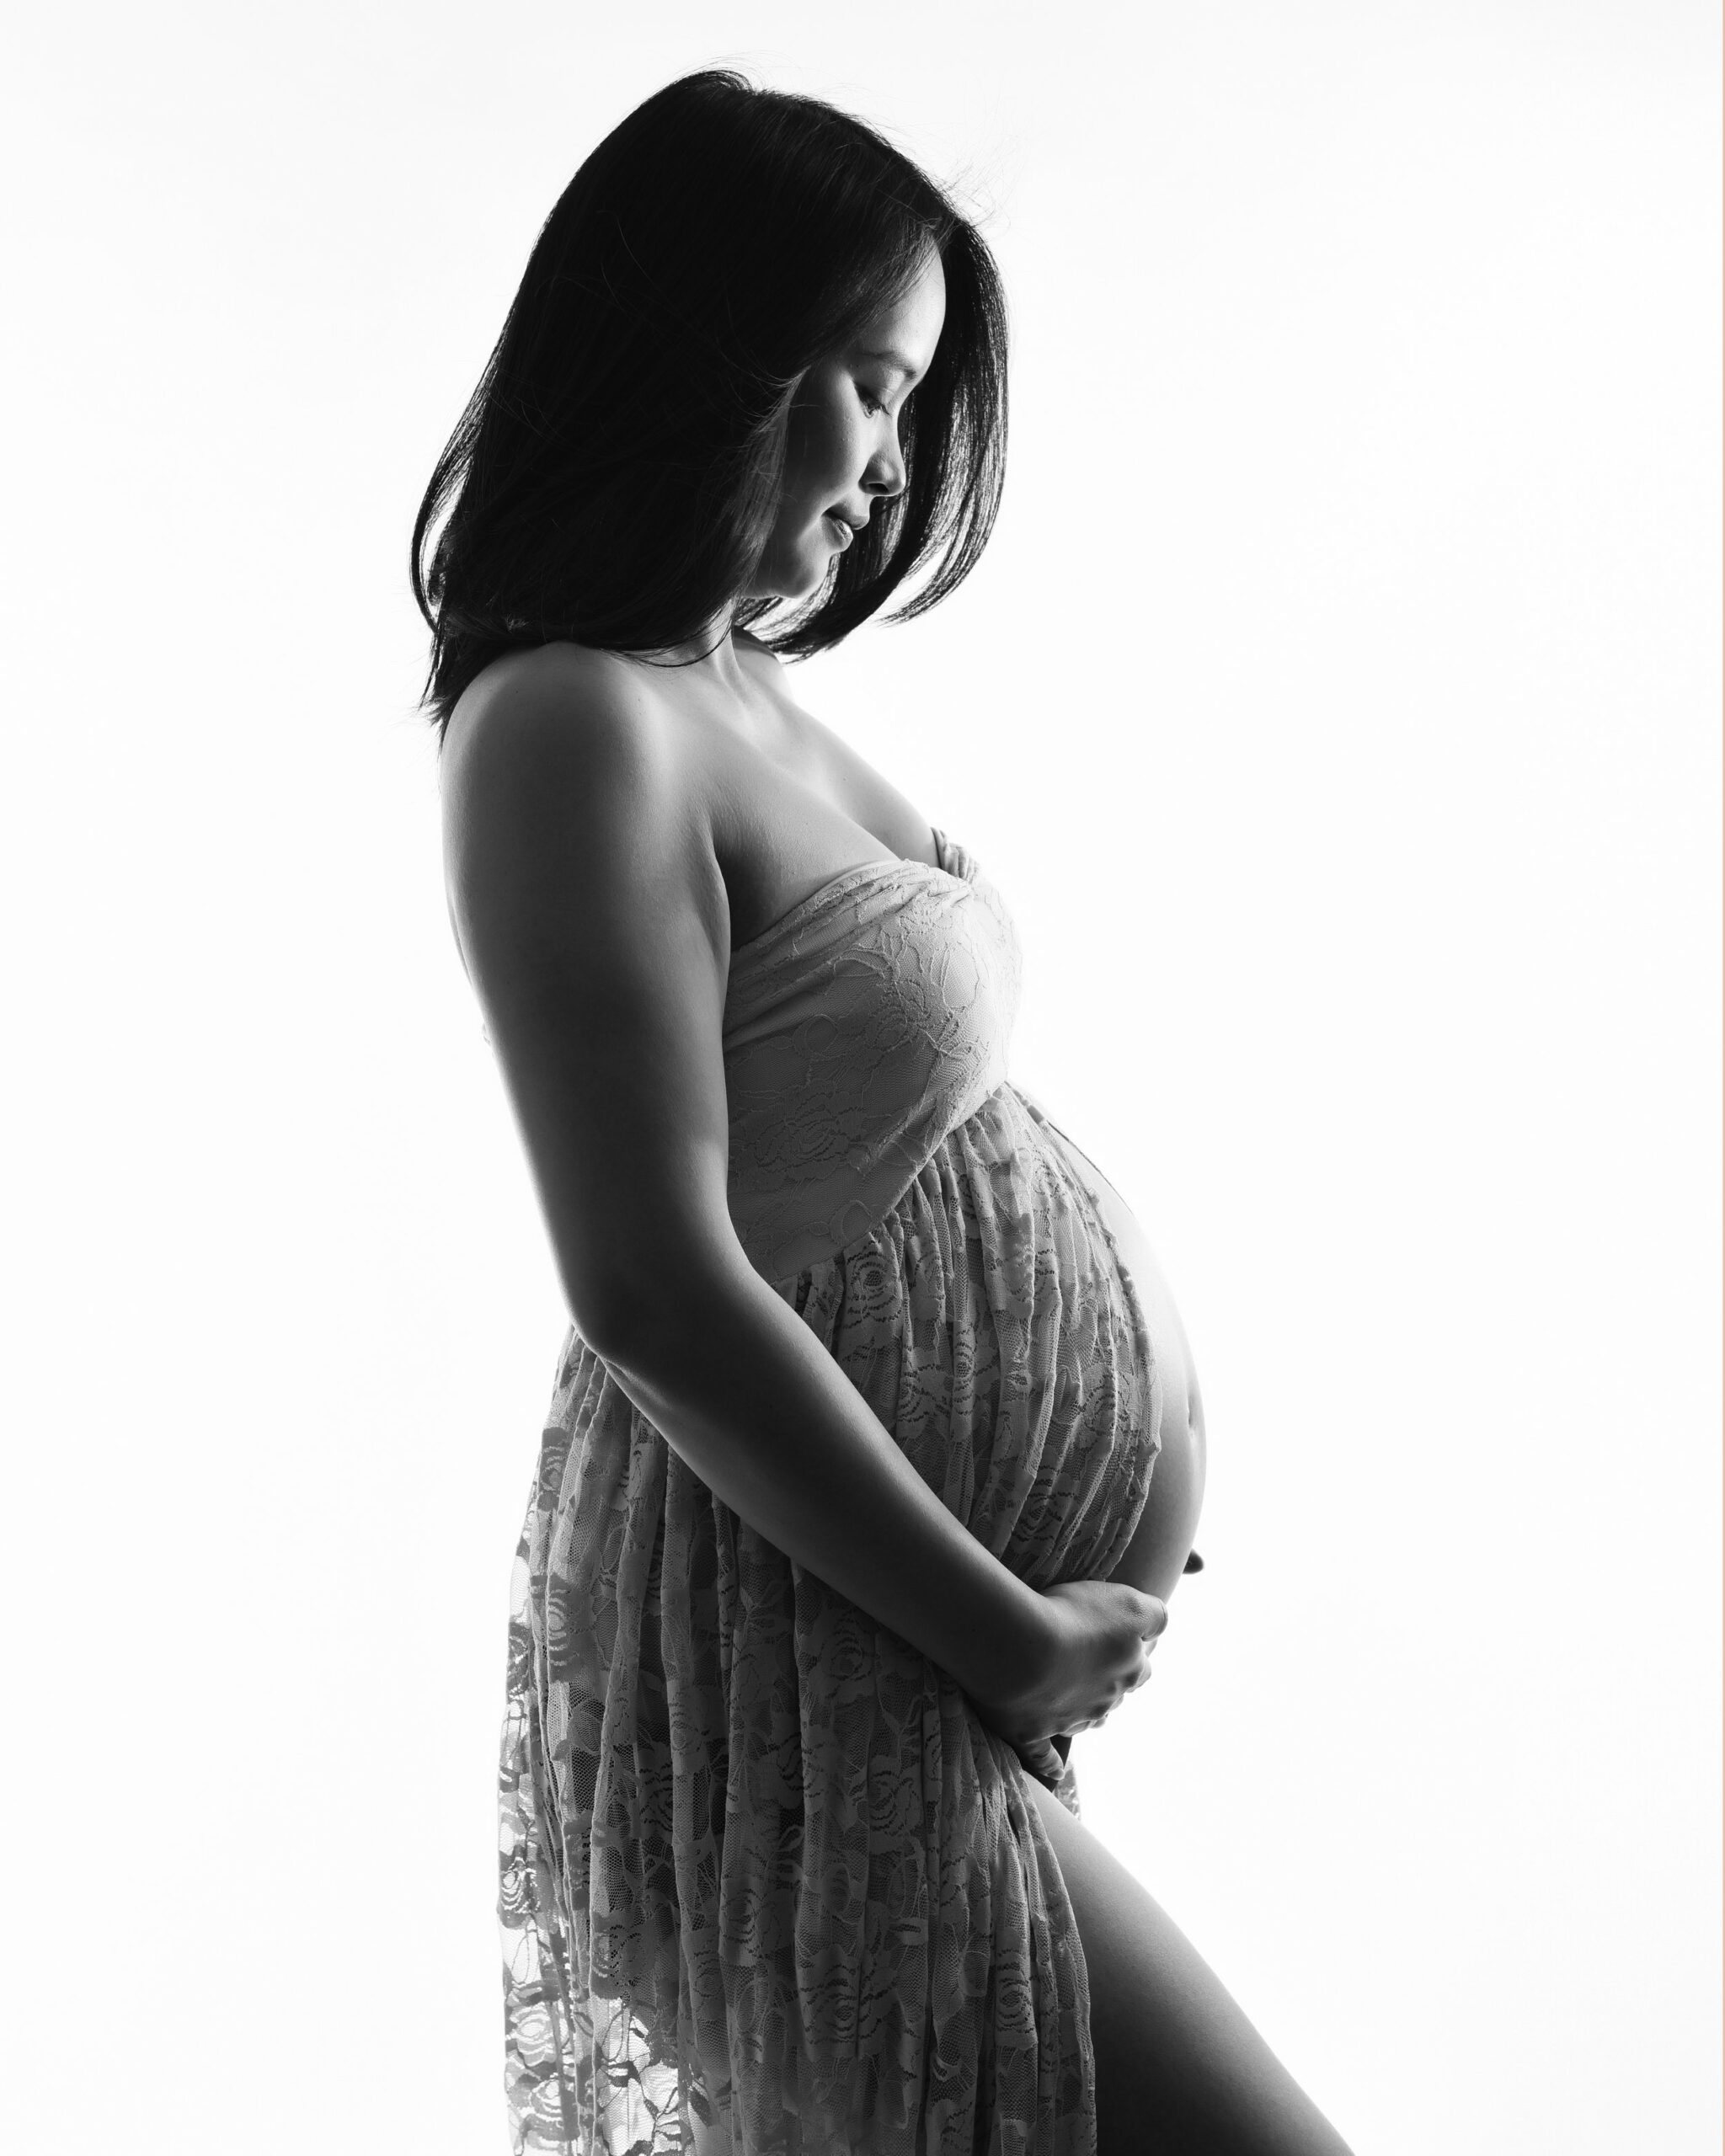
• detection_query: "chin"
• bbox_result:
[756,555,830,604]
[749,523,842,602]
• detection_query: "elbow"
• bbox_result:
[562,1267,651,1365]
[562,1246,757,1374]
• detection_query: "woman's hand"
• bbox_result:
[970,1578,1167,1752]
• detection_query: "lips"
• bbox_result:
[825,513,854,550]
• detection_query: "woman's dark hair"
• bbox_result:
[411,69,1008,734]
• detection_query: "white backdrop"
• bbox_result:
[4,4,1718,2152]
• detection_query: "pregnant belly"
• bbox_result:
[1037,1118,1207,1607]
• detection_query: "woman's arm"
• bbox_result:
[597,1258,1051,1710]
[440,647,1051,1708]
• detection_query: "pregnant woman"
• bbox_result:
[417,70,1354,2156]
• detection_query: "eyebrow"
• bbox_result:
[857,346,925,382]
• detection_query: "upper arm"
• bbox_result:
[441,650,745,1351]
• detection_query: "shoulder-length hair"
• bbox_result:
[411,69,1009,734]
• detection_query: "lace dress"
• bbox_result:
[498,831,1162,2155]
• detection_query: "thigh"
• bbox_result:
[1019,1770,1357,2156]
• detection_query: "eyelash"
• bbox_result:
[859,389,889,417]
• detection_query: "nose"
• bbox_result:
[864,433,907,503]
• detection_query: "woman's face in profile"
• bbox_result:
[751,246,947,600]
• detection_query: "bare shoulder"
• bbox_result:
[440,642,721,973]
[733,636,940,868]
[442,642,667,816]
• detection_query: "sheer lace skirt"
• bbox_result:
[499,1082,1160,2155]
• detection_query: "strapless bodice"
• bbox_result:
[723,834,1022,1281]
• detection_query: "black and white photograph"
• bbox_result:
[5,6,1719,2153]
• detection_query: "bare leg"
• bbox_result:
[1020,1770,1357,2156]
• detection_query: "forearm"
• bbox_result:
[592,1260,1049,1706]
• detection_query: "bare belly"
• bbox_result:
[1036,1118,1207,1608]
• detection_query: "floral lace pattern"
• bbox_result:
[499,834,1162,2154]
